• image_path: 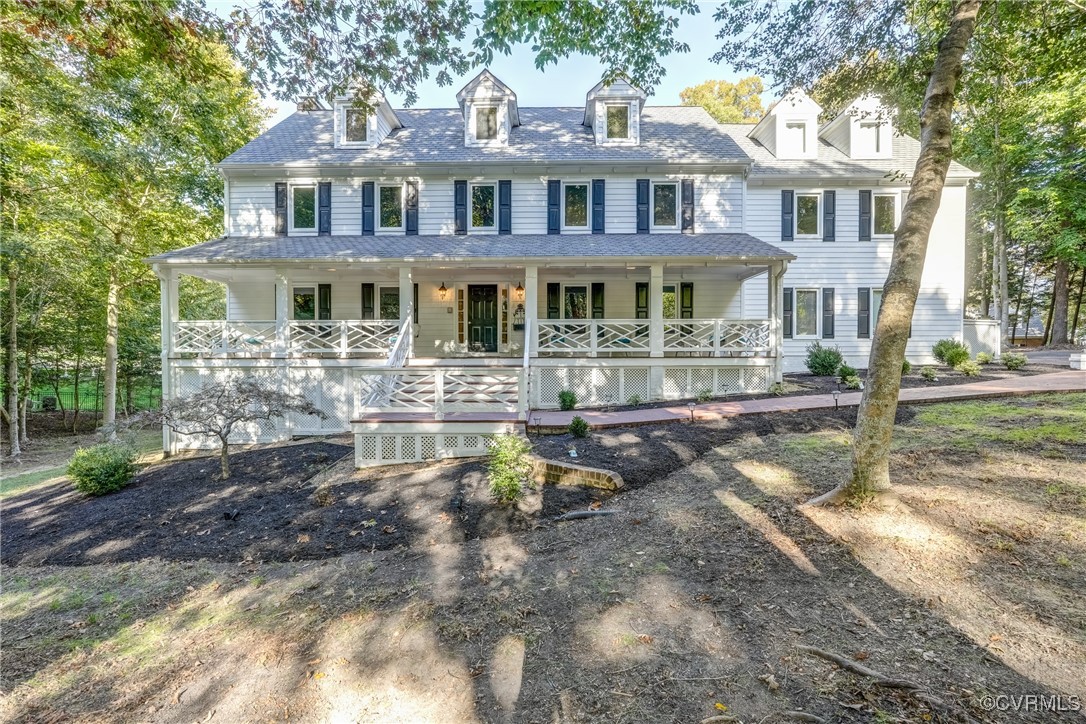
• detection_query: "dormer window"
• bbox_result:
[476,107,498,141]
[345,109,368,143]
[858,121,884,154]
[585,77,647,146]
[331,89,401,149]
[785,122,807,154]
[605,105,630,140]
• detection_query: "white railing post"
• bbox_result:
[434,370,445,420]
[524,266,538,358]
[713,319,722,357]
[517,367,528,420]
[339,320,347,358]
[649,265,664,357]
[589,319,598,358]
[274,272,289,358]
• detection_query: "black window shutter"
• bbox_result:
[857,287,870,338]
[822,288,835,339]
[454,180,467,235]
[680,282,694,318]
[547,180,561,234]
[274,182,287,236]
[361,182,375,236]
[317,284,332,320]
[781,190,794,241]
[822,189,835,242]
[591,179,605,234]
[636,179,650,233]
[546,282,561,318]
[591,282,605,319]
[783,287,793,339]
[360,283,375,320]
[413,283,419,324]
[635,282,649,318]
[404,181,419,235]
[317,182,332,236]
[681,179,695,234]
[859,190,872,241]
[498,180,512,235]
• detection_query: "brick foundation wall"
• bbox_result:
[530,455,624,491]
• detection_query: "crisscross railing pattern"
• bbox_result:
[663,319,771,355]
[537,319,650,356]
[355,367,525,419]
[174,321,277,356]
[288,320,399,356]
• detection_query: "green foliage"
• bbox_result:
[769,382,786,396]
[956,360,982,377]
[902,359,912,374]
[975,352,993,365]
[558,390,577,411]
[487,434,535,504]
[932,339,970,366]
[804,342,844,376]
[842,375,863,390]
[67,443,138,496]
[920,366,939,381]
[626,394,642,405]
[679,76,765,123]
[568,416,589,438]
[1003,352,1028,370]
[696,389,714,402]
[837,363,858,380]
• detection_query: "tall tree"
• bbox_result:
[679,76,765,123]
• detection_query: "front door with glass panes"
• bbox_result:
[468,285,498,352]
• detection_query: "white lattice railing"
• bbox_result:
[173,321,278,356]
[356,367,526,419]
[288,320,399,356]
[536,319,651,356]
[663,319,771,355]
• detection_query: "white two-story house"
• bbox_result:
[150,72,977,465]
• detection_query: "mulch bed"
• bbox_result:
[0,442,604,567]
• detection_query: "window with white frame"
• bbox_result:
[795,193,820,237]
[379,287,400,320]
[564,285,588,319]
[652,182,678,228]
[292,286,316,320]
[662,284,678,319]
[563,183,589,229]
[605,104,630,140]
[378,185,403,229]
[873,193,897,236]
[871,288,883,325]
[290,185,316,233]
[794,288,819,337]
[470,183,496,229]
[784,121,807,154]
[344,109,368,143]
[475,106,498,141]
[858,121,883,154]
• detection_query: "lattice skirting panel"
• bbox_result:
[662,366,771,399]
[352,421,519,468]
[533,366,650,408]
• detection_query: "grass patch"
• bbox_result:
[910,393,1086,447]
[1,468,67,499]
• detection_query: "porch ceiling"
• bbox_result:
[148,233,795,267]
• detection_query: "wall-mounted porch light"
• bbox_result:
[514,282,524,302]
[438,282,448,300]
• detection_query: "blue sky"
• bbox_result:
[205,2,774,129]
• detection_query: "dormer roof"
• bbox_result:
[820,95,895,159]
[455,69,520,127]
[747,87,821,142]
[582,76,648,126]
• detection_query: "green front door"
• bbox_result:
[468,284,498,353]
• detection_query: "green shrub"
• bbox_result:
[1003,352,1027,370]
[568,416,589,438]
[487,434,535,504]
[975,352,993,365]
[67,443,138,496]
[842,375,863,390]
[626,394,642,405]
[920,366,938,381]
[932,338,969,366]
[902,359,912,374]
[804,342,844,376]
[769,382,785,396]
[956,360,981,377]
[557,390,577,411]
[696,389,714,402]
[837,363,858,380]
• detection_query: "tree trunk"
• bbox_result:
[71,358,81,434]
[102,263,120,438]
[998,220,1009,343]
[1050,257,1070,345]
[20,344,31,445]
[6,270,19,457]
[1071,266,1085,342]
[980,232,991,316]
[811,0,982,506]
[219,439,231,479]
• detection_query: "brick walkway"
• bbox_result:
[531,369,1086,429]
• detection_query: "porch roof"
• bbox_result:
[148,233,795,266]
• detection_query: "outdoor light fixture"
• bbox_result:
[688,401,697,422]
[514,282,524,301]
[832,389,840,410]
[438,282,448,300]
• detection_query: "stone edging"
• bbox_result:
[529,454,624,491]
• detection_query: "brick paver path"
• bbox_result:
[532,369,1086,429]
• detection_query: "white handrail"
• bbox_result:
[521,317,532,419]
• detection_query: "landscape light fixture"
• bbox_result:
[832,389,840,410]
[438,282,448,300]
[688,401,696,422]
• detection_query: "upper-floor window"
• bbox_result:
[652,182,678,229]
[475,106,498,141]
[379,185,403,230]
[795,288,819,337]
[784,122,807,154]
[605,105,630,140]
[795,192,820,237]
[290,185,316,233]
[471,183,496,229]
[344,109,368,143]
[858,121,883,154]
[563,182,589,229]
[873,193,897,236]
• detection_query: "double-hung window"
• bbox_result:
[871,288,883,325]
[873,193,898,237]
[784,122,807,154]
[470,183,496,230]
[562,182,589,230]
[344,109,368,143]
[795,193,820,237]
[475,106,498,141]
[378,185,403,230]
[290,185,317,234]
[605,104,630,140]
[794,288,819,337]
[564,285,589,319]
[652,182,678,229]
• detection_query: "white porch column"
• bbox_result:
[524,266,538,357]
[771,261,787,382]
[649,264,664,357]
[155,265,178,454]
[274,270,289,358]
[399,266,414,360]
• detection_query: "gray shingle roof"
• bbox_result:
[719,123,978,179]
[220,106,751,167]
[149,233,794,264]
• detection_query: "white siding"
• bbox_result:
[227,283,274,320]
[228,180,277,237]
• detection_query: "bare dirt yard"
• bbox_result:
[2,393,1084,723]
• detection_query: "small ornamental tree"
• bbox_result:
[154,379,325,479]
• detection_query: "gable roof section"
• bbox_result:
[219,106,750,168]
